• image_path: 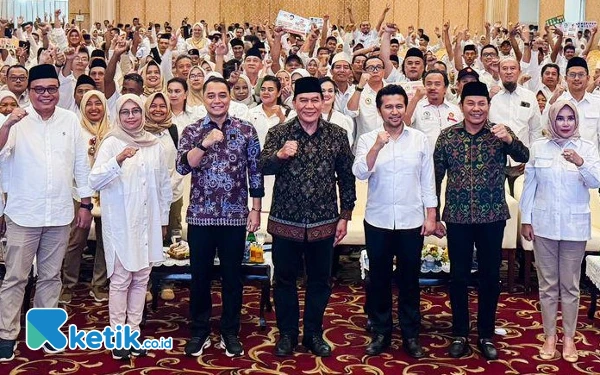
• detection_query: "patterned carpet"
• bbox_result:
[2,279,600,375]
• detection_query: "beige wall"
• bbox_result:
[538,0,563,27]
[69,0,91,30]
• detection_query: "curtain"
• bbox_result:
[90,0,116,25]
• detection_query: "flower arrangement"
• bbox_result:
[421,244,450,273]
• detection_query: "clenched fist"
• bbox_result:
[202,129,225,148]
[491,124,513,144]
[373,131,390,151]
[116,146,139,165]
[276,140,298,159]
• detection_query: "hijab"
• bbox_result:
[547,100,580,144]
[144,92,173,134]
[187,66,205,107]
[0,90,18,115]
[187,23,208,50]
[232,74,254,106]
[141,60,165,96]
[102,94,158,148]
[80,90,111,148]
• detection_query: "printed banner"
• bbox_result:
[275,10,310,35]
[545,15,565,27]
[0,38,18,51]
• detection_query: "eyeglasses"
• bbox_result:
[74,57,89,62]
[189,74,203,80]
[31,86,59,95]
[8,76,27,83]
[119,108,143,117]
[566,72,587,79]
[365,65,384,73]
[482,52,498,58]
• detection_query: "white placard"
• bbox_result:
[275,10,310,35]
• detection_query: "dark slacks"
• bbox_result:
[188,224,246,337]
[272,234,334,338]
[364,221,423,338]
[446,220,505,339]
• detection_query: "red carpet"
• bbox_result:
[2,281,600,375]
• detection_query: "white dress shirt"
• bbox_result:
[352,126,437,229]
[345,83,385,143]
[248,105,281,147]
[334,84,355,113]
[156,130,184,202]
[410,98,463,150]
[172,107,203,136]
[490,85,543,163]
[89,136,172,277]
[1,106,93,227]
[520,138,600,241]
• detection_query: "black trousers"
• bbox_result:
[446,221,505,339]
[364,221,423,339]
[188,224,246,337]
[272,234,334,338]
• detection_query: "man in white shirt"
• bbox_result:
[353,84,436,357]
[5,65,29,107]
[409,70,463,149]
[330,53,355,112]
[489,58,542,193]
[547,57,600,153]
[0,64,93,361]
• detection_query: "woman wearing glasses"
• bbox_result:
[520,100,600,362]
[89,94,172,360]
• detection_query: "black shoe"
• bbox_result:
[302,335,331,357]
[0,339,16,362]
[449,337,471,358]
[219,334,244,357]
[365,334,390,356]
[184,335,211,357]
[112,348,130,360]
[43,342,65,354]
[274,334,298,357]
[403,337,425,358]
[130,347,148,357]
[477,338,498,360]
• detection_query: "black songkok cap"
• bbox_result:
[28,64,58,85]
[294,76,321,97]
[90,58,107,70]
[566,56,588,74]
[461,81,489,102]
[404,47,424,60]
[245,47,262,59]
[463,44,476,53]
[230,38,244,48]
[187,48,200,56]
[76,74,96,89]
[90,49,105,59]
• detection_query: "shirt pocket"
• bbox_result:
[396,151,421,174]
[517,106,531,122]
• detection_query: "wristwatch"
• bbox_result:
[196,142,208,152]
[80,203,94,211]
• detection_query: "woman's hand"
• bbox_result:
[562,149,583,167]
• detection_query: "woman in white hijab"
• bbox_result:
[520,100,600,362]
[89,94,172,361]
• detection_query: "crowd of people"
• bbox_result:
[0,6,598,365]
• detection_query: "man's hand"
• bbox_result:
[357,72,371,88]
[373,131,390,151]
[215,41,228,56]
[76,207,93,229]
[333,219,348,246]
[276,141,298,159]
[421,218,436,236]
[521,224,534,241]
[202,129,224,148]
[246,210,260,232]
[3,108,28,128]
[491,124,513,144]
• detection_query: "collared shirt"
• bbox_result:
[411,98,463,151]
[156,129,185,202]
[176,115,264,226]
[434,121,529,224]
[490,85,542,164]
[546,91,600,153]
[344,82,384,143]
[334,84,356,113]
[259,117,356,242]
[353,30,379,48]
[172,107,203,136]
[1,106,93,227]
[353,126,437,229]
[248,104,282,147]
[520,138,600,241]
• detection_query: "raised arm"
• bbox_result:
[442,21,453,62]
[380,23,397,79]
[550,26,563,63]
[374,4,391,33]
[582,26,598,58]
[105,36,128,99]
